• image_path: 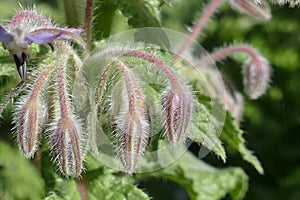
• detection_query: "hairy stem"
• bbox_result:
[113,59,149,173]
[76,173,89,200]
[84,0,94,56]
[95,64,112,105]
[115,59,137,113]
[109,49,182,92]
[56,53,70,118]
[175,0,223,60]
[197,44,261,67]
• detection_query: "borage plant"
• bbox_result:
[0,0,294,199]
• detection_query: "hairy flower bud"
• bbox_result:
[51,116,84,177]
[229,0,272,21]
[163,88,193,144]
[243,56,271,99]
[14,99,45,158]
[13,63,54,157]
[113,60,150,173]
[116,112,150,173]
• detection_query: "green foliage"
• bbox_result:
[113,0,162,27]
[86,155,150,200]
[0,141,44,200]
[190,93,263,174]
[92,0,163,40]
[139,141,248,200]
[221,112,264,174]
[189,100,227,161]
[0,0,299,200]
[42,153,150,200]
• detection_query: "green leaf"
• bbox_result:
[86,154,150,200]
[0,63,15,77]
[188,95,227,162]
[62,0,81,27]
[0,140,44,200]
[92,1,118,40]
[190,74,263,174]
[140,143,248,200]
[116,0,161,27]
[221,112,264,174]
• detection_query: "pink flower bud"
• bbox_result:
[113,60,150,173]
[52,116,84,177]
[243,55,271,99]
[163,88,193,144]
[229,0,272,21]
[13,63,53,158]
[116,112,150,173]
[15,100,45,158]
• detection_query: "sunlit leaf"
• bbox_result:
[140,142,248,200]
[86,154,150,200]
[221,112,264,174]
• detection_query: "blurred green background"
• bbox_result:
[0,0,299,199]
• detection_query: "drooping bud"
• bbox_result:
[46,49,85,177]
[14,99,45,158]
[13,63,54,157]
[229,0,272,21]
[113,60,150,173]
[51,116,84,177]
[116,111,150,173]
[242,55,271,99]
[163,87,193,144]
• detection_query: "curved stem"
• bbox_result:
[29,64,55,101]
[175,0,223,61]
[95,64,112,105]
[197,44,260,66]
[109,49,182,92]
[114,59,138,114]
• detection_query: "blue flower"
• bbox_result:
[0,15,83,81]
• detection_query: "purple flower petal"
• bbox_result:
[26,28,85,46]
[0,25,12,42]
[25,32,62,44]
[64,28,84,35]
[58,28,84,40]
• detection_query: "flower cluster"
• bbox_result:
[0,0,273,177]
[0,10,84,81]
[0,9,86,177]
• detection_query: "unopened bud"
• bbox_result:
[14,100,45,158]
[52,116,83,177]
[13,63,53,158]
[243,55,271,99]
[116,112,150,173]
[163,88,193,144]
[229,0,272,21]
[112,60,150,173]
